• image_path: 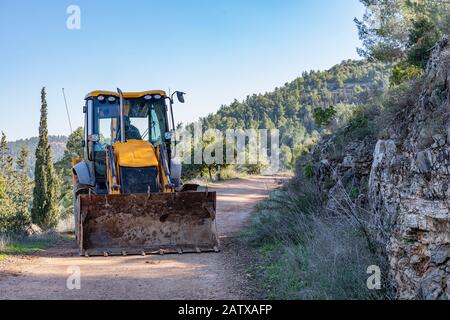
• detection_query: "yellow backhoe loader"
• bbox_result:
[72,89,218,256]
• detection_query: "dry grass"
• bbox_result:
[0,231,60,261]
[242,178,393,299]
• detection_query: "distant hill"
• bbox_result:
[7,135,68,176]
[202,59,389,131]
[198,59,390,168]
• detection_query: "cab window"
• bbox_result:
[150,108,162,145]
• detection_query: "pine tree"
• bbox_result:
[16,145,29,172]
[31,87,59,229]
[10,145,33,232]
[0,133,15,233]
[0,172,14,233]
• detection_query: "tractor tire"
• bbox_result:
[73,175,89,244]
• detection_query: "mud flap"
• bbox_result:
[76,192,218,256]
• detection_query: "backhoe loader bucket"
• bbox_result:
[75,191,218,256]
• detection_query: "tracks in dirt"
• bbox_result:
[0,175,287,300]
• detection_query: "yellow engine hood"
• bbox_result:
[113,140,158,168]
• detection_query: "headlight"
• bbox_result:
[154,94,161,100]
[144,95,152,100]
[97,95,105,101]
[108,96,116,102]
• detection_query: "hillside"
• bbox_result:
[7,135,67,176]
[199,59,390,168]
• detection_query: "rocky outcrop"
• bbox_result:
[300,120,375,213]
[298,36,450,299]
[369,37,450,299]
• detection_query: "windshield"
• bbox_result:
[93,96,168,149]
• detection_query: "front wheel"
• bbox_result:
[73,175,89,243]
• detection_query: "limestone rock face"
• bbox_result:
[369,36,450,299]
[312,134,375,212]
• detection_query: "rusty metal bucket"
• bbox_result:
[74,191,218,256]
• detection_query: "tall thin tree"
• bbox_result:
[12,145,33,232]
[31,87,59,229]
[0,132,15,233]
[0,131,7,170]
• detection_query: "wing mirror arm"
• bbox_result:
[166,91,185,159]
[168,91,185,132]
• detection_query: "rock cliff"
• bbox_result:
[369,36,450,299]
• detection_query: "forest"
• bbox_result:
[181,59,390,178]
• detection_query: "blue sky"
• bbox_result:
[0,0,365,140]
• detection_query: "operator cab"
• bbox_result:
[83,90,172,194]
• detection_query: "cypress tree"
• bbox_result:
[31,87,59,229]
[0,132,7,169]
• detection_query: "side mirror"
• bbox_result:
[176,91,185,103]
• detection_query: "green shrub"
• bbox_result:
[376,78,424,139]
[406,17,442,69]
[350,186,360,200]
[303,163,314,178]
[347,107,377,141]
[312,106,337,127]
[390,62,423,85]
[240,163,266,175]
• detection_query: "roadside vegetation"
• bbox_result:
[240,83,417,299]
[241,179,388,299]
[0,232,61,262]
[0,88,83,241]
[242,0,448,300]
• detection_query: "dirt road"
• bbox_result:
[0,176,283,300]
